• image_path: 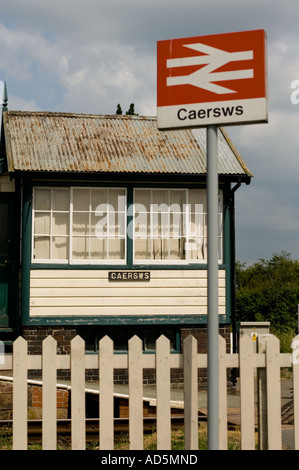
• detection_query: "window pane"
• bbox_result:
[73,212,89,235]
[188,189,207,261]
[108,239,125,260]
[169,190,186,207]
[34,188,51,211]
[109,189,125,210]
[73,188,90,211]
[152,210,168,238]
[134,207,150,238]
[153,238,168,260]
[53,212,69,235]
[152,189,168,205]
[135,189,150,211]
[90,237,106,259]
[34,213,50,234]
[169,238,184,260]
[92,212,107,238]
[116,191,126,212]
[72,237,89,259]
[91,189,107,211]
[33,236,50,259]
[115,213,126,237]
[170,211,183,238]
[189,188,206,209]
[53,189,69,212]
[134,239,151,260]
[52,237,68,260]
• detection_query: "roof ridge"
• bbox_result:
[6,110,157,120]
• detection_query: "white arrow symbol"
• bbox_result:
[167,42,254,94]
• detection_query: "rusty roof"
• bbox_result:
[2,111,252,178]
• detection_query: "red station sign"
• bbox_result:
[157,29,268,130]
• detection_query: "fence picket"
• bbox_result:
[292,334,299,450]
[42,336,57,450]
[71,335,86,450]
[257,335,268,449]
[218,335,228,450]
[128,335,143,450]
[156,335,171,450]
[266,335,282,450]
[13,336,28,450]
[99,335,114,450]
[183,335,198,450]
[239,335,255,450]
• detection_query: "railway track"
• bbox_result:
[0,416,187,444]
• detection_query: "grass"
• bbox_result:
[114,426,242,451]
[0,425,242,450]
[0,426,12,450]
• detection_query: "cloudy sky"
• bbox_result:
[0,0,298,265]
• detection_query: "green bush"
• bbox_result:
[236,251,299,336]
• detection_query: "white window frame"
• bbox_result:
[32,186,223,266]
[133,188,223,265]
[32,187,70,264]
[32,186,127,265]
[69,187,127,265]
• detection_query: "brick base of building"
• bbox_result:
[21,325,233,388]
[29,385,69,419]
[0,380,69,420]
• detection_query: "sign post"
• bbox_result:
[206,124,219,448]
[157,29,268,449]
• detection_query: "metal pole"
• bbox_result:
[207,125,219,450]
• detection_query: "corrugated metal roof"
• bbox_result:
[2,111,252,178]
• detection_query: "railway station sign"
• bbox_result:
[157,29,268,130]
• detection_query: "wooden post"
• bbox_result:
[292,334,299,450]
[240,335,255,449]
[183,335,198,450]
[265,335,282,450]
[257,334,269,449]
[156,335,171,450]
[13,337,28,450]
[42,336,57,450]
[128,335,143,450]
[219,335,228,450]
[71,335,86,450]
[99,335,114,450]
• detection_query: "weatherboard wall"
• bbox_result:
[29,269,226,319]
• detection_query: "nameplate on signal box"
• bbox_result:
[108,271,150,281]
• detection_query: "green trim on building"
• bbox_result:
[20,179,233,327]
[23,314,229,326]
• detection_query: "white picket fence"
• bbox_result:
[1,333,299,450]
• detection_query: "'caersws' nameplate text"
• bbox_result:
[108,271,150,281]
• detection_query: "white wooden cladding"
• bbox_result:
[5,333,299,450]
[29,269,226,317]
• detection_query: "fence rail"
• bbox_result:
[1,333,299,450]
